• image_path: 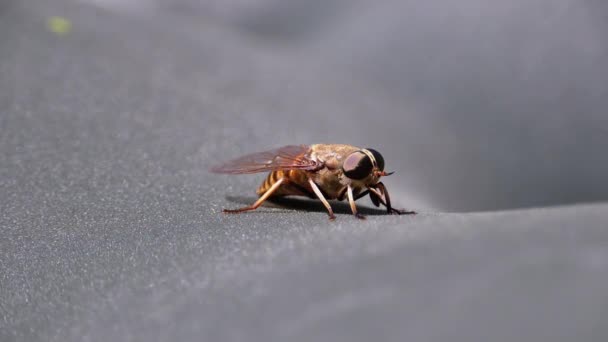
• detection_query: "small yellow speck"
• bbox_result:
[47,16,72,36]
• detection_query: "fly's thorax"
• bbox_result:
[310,167,344,199]
[310,144,361,169]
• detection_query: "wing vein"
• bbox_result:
[210,145,317,174]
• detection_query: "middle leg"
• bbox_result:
[308,178,336,220]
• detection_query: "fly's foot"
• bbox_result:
[355,213,367,220]
[223,207,253,214]
[389,208,417,215]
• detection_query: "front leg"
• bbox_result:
[372,183,416,215]
[338,187,370,202]
[347,185,366,220]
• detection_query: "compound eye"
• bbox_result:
[365,148,385,171]
[342,151,373,180]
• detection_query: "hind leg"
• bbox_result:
[223,178,285,213]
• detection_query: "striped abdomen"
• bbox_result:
[256,169,312,198]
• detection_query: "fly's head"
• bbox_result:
[341,148,392,187]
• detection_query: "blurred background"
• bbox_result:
[50,0,608,211]
[4,0,608,212]
[3,1,608,341]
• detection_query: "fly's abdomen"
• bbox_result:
[256,169,311,197]
[256,170,284,195]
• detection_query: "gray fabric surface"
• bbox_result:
[2,0,608,341]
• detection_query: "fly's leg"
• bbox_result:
[339,189,372,202]
[373,182,416,215]
[308,179,336,220]
[353,189,370,201]
[223,178,285,213]
[347,185,366,220]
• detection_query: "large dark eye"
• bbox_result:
[365,148,385,171]
[342,151,373,180]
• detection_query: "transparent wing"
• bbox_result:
[210,145,318,174]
